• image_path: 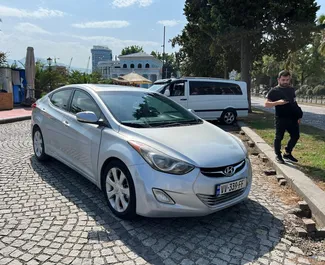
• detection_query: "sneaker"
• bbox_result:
[283,153,298,163]
[276,154,285,164]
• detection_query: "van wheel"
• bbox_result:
[221,110,236,125]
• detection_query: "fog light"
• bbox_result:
[152,189,175,204]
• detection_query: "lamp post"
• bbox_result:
[47,57,52,91]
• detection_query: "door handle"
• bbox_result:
[63,120,70,127]
[180,98,187,101]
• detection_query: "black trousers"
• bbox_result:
[274,117,300,155]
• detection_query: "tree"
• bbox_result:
[151,51,180,78]
[174,0,319,111]
[0,52,6,66]
[121,45,144,56]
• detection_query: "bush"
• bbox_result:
[313,85,325,96]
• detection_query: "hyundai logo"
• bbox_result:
[224,166,235,176]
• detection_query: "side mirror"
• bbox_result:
[76,111,99,124]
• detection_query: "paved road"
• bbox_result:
[251,97,325,131]
[0,121,324,265]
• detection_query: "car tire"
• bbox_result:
[102,160,137,220]
[33,127,49,161]
[221,110,236,125]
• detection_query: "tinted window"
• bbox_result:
[189,81,242,95]
[70,90,101,117]
[98,91,201,128]
[50,90,72,110]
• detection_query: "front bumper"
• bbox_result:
[128,158,252,218]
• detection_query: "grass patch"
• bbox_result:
[242,108,325,186]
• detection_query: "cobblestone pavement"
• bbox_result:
[0,120,324,265]
[251,96,325,131]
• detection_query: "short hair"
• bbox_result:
[278,70,291,78]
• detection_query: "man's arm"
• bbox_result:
[264,99,289,108]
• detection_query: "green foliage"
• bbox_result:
[313,84,325,95]
[121,45,144,56]
[0,52,7,66]
[151,51,180,78]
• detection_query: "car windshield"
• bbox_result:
[148,84,165,92]
[99,91,202,128]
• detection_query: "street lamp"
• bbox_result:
[47,57,52,91]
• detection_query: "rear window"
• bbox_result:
[189,81,242,95]
[50,89,72,110]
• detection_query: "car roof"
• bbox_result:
[61,84,149,93]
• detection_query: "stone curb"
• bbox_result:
[238,121,325,227]
[0,115,31,124]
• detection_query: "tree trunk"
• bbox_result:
[241,36,252,113]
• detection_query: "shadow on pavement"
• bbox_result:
[30,155,285,264]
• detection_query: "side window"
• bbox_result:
[190,81,222,95]
[170,82,185,97]
[190,81,242,95]
[50,90,72,110]
[70,90,101,118]
[230,85,243,95]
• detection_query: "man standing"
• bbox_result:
[264,70,303,164]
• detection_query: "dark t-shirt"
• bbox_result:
[267,86,302,119]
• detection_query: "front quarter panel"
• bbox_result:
[97,127,145,187]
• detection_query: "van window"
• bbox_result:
[163,82,185,97]
[189,81,242,95]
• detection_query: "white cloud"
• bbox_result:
[14,23,50,35]
[72,20,130,29]
[112,0,153,8]
[0,5,65,19]
[157,20,181,27]
[71,34,159,48]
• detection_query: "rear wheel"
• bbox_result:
[221,110,236,125]
[33,127,49,161]
[102,160,136,220]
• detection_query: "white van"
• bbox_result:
[149,77,248,124]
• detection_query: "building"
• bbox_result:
[91,45,112,73]
[98,52,163,84]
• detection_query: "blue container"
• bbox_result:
[13,85,21,104]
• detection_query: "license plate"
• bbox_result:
[216,179,247,196]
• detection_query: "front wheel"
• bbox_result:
[102,160,136,220]
[221,110,236,125]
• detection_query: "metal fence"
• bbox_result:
[252,93,325,105]
[296,96,325,105]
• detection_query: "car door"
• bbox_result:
[45,89,74,162]
[66,89,104,181]
[165,81,188,108]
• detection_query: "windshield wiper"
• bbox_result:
[153,120,201,128]
[120,122,150,128]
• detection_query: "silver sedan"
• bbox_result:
[31,84,252,219]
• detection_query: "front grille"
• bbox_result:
[200,159,246,177]
[197,188,246,207]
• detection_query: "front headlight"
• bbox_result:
[128,141,195,175]
[230,134,248,157]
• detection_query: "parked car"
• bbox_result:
[31,84,252,219]
[149,77,248,125]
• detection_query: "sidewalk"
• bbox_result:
[0,107,32,124]
[239,121,325,228]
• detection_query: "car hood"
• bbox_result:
[119,121,246,168]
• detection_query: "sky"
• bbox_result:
[0,0,325,69]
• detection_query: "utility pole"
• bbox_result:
[162,26,166,79]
